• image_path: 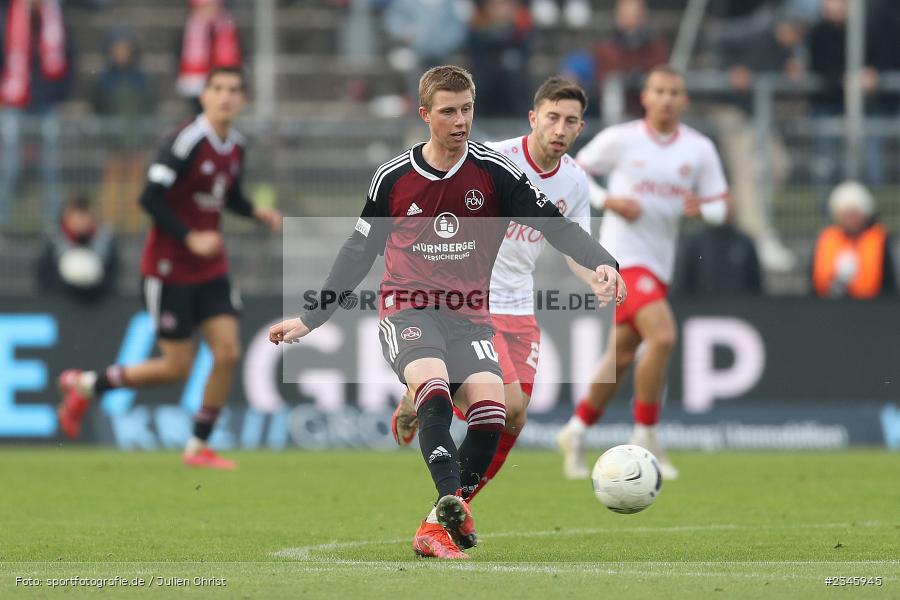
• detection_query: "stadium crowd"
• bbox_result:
[0,0,897,298]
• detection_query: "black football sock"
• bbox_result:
[414,378,460,501]
[93,365,127,395]
[192,406,222,442]
[458,400,506,500]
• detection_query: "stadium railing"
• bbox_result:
[2,71,900,296]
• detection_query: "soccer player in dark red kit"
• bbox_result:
[57,67,282,469]
[269,66,625,559]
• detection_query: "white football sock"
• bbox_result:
[184,437,206,455]
[633,423,657,441]
[425,506,439,524]
[567,415,587,434]
[78,371,98,398]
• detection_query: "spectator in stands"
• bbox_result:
[0,0,74,231]
[384,1,468,71]
[559,49,600,119]
[467,0,534,117]
[592,0,668,120]
[806,0,900,192]
[92,26,156,232]
[383,0,469,111]
[703,0,813,273]
[531,0,591,29]
[36,195,118,303]
[176,0,241,114]
[812,181,895,299]
[674,223,763,296]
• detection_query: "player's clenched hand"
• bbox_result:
[269,317,310,345]
[682,192,703,219]
[254,207,283,232]
[185,230,223,257]
[605,197,642,222]
[594,265,627,307]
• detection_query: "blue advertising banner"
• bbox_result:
[0,297,897,449]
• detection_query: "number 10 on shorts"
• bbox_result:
[471,340,499,362]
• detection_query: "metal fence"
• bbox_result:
[2,73,900,296]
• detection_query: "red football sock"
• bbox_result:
[574,399,603,426]
[633,398,660,425]
[466,430,518,502]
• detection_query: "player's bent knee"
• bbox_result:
[649,329,676,353]
[211,344,241,368]
[616,350,636,370]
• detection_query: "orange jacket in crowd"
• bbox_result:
[812,222,896,298]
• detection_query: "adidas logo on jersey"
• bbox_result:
[428,445,451,463]
[406,203,423,216]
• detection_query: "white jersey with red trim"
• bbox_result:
[487,136,591,315]
[576,119,729,283]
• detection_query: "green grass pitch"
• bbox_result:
[1,449,897,599]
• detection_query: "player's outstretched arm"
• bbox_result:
[500,170,624,306]
[269,317,309,345]
[565,256,623,307]
[594,264,627,307]
[270,202,388,346]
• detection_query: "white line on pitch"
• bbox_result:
[271,521,892,561]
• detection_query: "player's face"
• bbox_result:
[529,99,585,161]
[641,72,687,127]
[200,73,246,124]
[420,89,474,153]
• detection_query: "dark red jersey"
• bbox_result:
[302,141,617,330]
[139,115,248,284]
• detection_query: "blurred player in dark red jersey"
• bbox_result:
[269,66,624,559]
[57,67,282,469]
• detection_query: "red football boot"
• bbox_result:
[412,520,469,559]
[57,370,92,439]
[182,447,237,470]
[435,493,477,550]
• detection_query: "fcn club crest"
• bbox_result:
[465,189,485,211]
[401,327,422,341]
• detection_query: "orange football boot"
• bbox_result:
[412,520,469,559]
[436,494,477,550]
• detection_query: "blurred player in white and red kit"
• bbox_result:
[557,65,730,480]
[391,76,604,499]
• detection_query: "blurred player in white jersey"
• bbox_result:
[392,76,605,499]
[557,65,729,480]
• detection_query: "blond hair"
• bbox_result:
[418,65,476,111]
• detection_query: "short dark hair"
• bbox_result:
[533,76,588,113]
[644,64,685,86]
[205,66,247,92]
[418,65,476,111]
[65,195,92,212]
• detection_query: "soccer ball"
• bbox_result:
[591,444,662,514]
